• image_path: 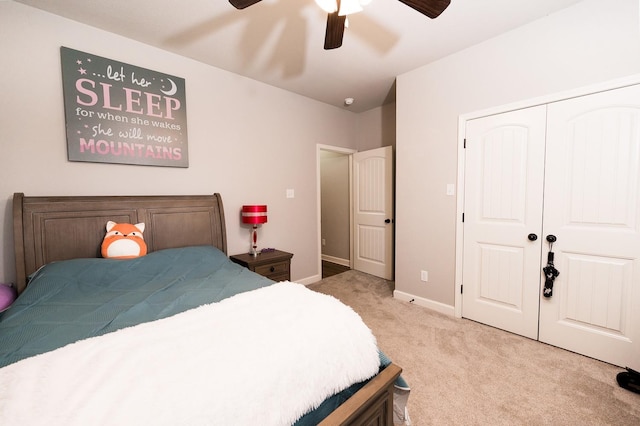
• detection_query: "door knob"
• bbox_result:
[385,219,392,224]
[546,234,557,243]
[528,233,538,241]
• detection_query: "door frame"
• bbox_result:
[454,73,640,318]
[316,144,357,279]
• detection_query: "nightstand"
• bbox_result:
[230,250,293,282]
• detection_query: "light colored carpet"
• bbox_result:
[307,270,640,425]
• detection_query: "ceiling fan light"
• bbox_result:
[338,0,363,16]
[315,0,337,13]
[359,0,372,5]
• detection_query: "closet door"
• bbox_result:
[462,106,547,339]
[540,85,640,369]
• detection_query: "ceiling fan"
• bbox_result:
[229,0,451,49]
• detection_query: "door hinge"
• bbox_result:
[463,138,467,149]
[460,284,463,294]
[462,212,465,222]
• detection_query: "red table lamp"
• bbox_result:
[242,205,267,256]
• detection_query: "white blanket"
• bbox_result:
[0,282,379,426]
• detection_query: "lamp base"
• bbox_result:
[249,225,260,257]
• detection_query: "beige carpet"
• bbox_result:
[307,270,640,425]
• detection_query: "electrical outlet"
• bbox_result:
[421,270,428,282]
[322,238,326,246]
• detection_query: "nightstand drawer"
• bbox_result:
[229,250,294,282]
[255,260,290,278]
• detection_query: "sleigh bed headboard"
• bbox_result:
[13,193,227,294]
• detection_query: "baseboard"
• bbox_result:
[321,254,350,268]
[393,290,455,317]
[297,274,322,286]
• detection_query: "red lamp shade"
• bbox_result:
[242,205,268,225]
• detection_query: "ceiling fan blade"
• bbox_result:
[229,0,262,9]
[397,0,451,19]
[324,12,346,50]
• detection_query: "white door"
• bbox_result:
[462,84,640,369]
[353,146,394,280]
[462,106,547,339]
[540,85,640,369]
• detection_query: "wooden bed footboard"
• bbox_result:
[320,363,402,426]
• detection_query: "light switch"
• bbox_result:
[286,189,295,198]
[446,184,455,196]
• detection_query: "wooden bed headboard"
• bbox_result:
[13,193,227,294]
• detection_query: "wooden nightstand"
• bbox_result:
[230,250,293,282]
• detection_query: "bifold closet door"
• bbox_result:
[540,84,640,369]
[462,84,640,369]
[461,105,547,340]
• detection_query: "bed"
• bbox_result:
[1,192,405,425]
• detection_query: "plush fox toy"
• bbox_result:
[101,221,148,259]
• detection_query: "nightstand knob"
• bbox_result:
[270,266,275,272]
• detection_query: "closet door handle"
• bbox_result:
[546,234,557,243]
[528,233,538,241]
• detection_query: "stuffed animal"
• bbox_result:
[101,221,148,259]
[0,284,17,313]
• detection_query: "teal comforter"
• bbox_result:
[0,246,273,368]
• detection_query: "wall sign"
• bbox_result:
[60,47,188,167]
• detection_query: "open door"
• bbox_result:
[353,146,394,280]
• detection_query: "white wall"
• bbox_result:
[0,2,360,286]
[355,103,396,151]
[395,0,640,310]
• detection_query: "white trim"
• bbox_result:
[297,274,322,286]
[454,116,466,318]
[348,153,354,271]
[454,73,640,319]
[461,73,640,122]
[321,254,350,267]
[393,290,455,317]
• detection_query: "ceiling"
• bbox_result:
[16,0,584,112]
